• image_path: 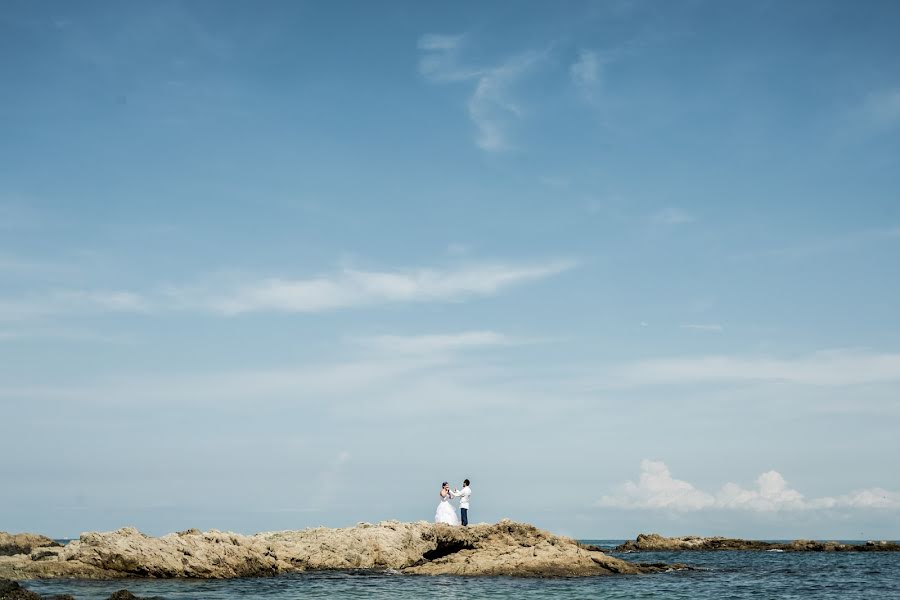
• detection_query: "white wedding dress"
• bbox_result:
[435,493,460,525]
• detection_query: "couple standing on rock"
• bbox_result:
[435,479,471,526]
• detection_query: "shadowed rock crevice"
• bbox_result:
[0,535,59,558]
[422,541,473,561]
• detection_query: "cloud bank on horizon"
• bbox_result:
[600,460,900,512]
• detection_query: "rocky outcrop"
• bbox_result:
[0,521,683,580]
[0,535,59,558]
[614,533,900,552]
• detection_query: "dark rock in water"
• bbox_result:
[106,591,165,600]
[0,580,18,595]
[1,577,113,599]
[614,533,900,552]
[0,577,42,599]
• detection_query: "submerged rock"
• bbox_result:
[0,577,73,599]
[615,533,900,552]
[105,591,164,600]
[0,579,159,600]
[0,521,682,579]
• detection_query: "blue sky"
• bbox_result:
[2,0,899,539]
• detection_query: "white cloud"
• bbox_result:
[652,208,695,225]
[597,459,715,511]
[681,324,723,332]
[612,349,900,387]
[600,460,900,512]
[352,331,510,355]
[0,259,575,320]
[191,260,574,315]
[716,471,806,511]
[466,53,542,151]
[418,33,543,151]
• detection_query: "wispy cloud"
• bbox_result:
[184,260,575,315]
[466,52,544,151]
[0,290,150,322]
[0,259,576,320]
[418,33,544,151]
[611,349,900,387]
[417,33,476,82]
[418,34,464,52]
[1,355,445,407]
[570,49,602,99]
[651,208,695,225]
[445,242,471,256]
[598,460,900,512]
[748,225,900,261]
[351,331,510,355]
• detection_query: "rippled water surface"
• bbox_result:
[25,541,900,599]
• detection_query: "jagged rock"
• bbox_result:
[0,535,59,558]
[0,521,682,579]
[615,533,900,552]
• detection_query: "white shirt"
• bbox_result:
[453,485,471,509]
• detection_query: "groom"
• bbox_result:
[453,479,471,526]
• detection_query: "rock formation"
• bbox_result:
[0,522,681,580]
[0,536,59,558]
[614,533,900,552]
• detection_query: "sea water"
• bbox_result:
[24,541,900,599]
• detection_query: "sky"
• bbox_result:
[1,0,899,540]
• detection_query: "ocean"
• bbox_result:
[22,541,900,599]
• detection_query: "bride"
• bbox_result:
[434,481,460,525]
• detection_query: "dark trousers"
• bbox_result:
[460,508,468,526]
